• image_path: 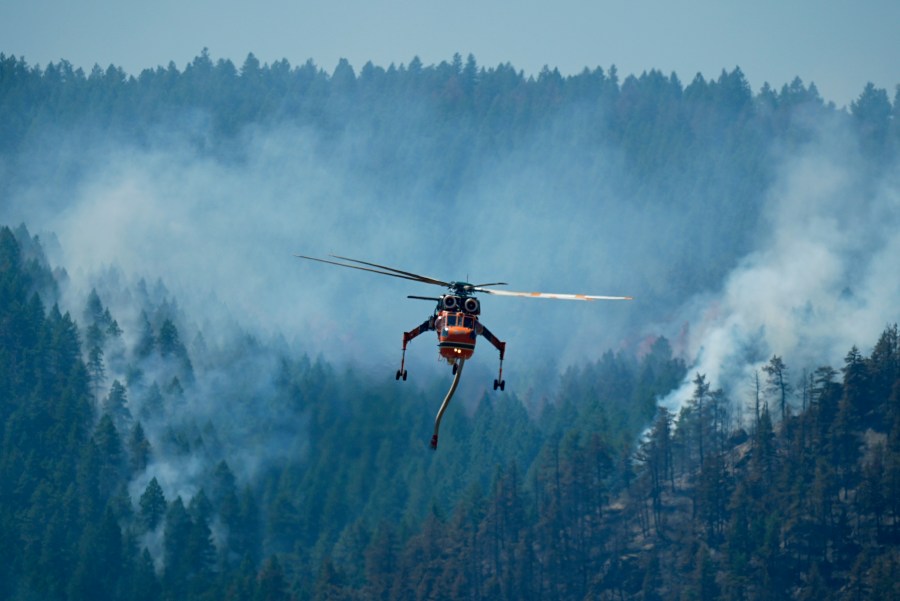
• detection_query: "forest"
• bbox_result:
[1,51,899,600]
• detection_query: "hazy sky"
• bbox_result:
[1,0,897,108]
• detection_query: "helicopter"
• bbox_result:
[296,254,632,448]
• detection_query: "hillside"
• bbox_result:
[3,222,899,599]
[1,52,899,600]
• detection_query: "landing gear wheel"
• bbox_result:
[402,370,408,381]
[500,380,505,391]
[396,369,408,381]
[452,363,458,375]
[493,379,499,390]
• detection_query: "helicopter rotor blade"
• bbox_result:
[328,255,452,288]
[474,288,633,301]
[296,254,632,300]
[295,255,448,286]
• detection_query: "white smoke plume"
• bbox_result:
[659,123,900,418]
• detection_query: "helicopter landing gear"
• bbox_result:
[397,346,408,381]
[492,353,505,391]
[477,321,506,391]
[397,317,435,382]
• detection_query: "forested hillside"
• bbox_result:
[4,224,900,600]
[1,224,682,599]
[1,52,899,600]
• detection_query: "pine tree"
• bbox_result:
[637,406,673,534]
[84,288,105,330]
[683,544,720,601]
[139,477,167,531]
[363,522,399,601]
[87,341,106,399]
[867,325,898,421]
[851,83,892,158]
[236,486,262,564]
[831,348,866,495]
[157,319,181,358]
[313,556,351,601]
[763,355,790,422]
[139,381,164,421]
[69,508,124,601]
[256,555,291,601]
[93,414,125,500]
[103,379,132,429]
[128,422,152,473]
[187,490,216,590]
[130,548,162,601]
[135,311,155,359]
[163,497,192,596]
[858,442,887,540]
[690,373,711,468]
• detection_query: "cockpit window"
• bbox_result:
[447,315,457,326]
[463,316,474,328]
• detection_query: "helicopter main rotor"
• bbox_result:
[294,254,632,301]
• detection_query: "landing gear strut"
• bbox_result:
[477,321,506,391]
[397,317,434,382]
[396,347,408,380]
[492,354,505,391]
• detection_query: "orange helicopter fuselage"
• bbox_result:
[434,311,478,362]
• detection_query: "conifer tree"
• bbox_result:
[103,379,132,428]
[129,421,152,473]
[187,490,217,589]
[163,497,192,596]
[763,355,790,422]
[139,477,167,531]
[87,340,106,398]
[256,555,291,601]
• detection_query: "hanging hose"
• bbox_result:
[430,358,465,450]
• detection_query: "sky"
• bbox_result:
[1,0,898,108]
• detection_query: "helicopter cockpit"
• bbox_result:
[444,313,476,328]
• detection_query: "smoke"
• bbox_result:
[2,78,897,500]
[2,108,653,398]
[0,101,667,510]
[658,122,900,418]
